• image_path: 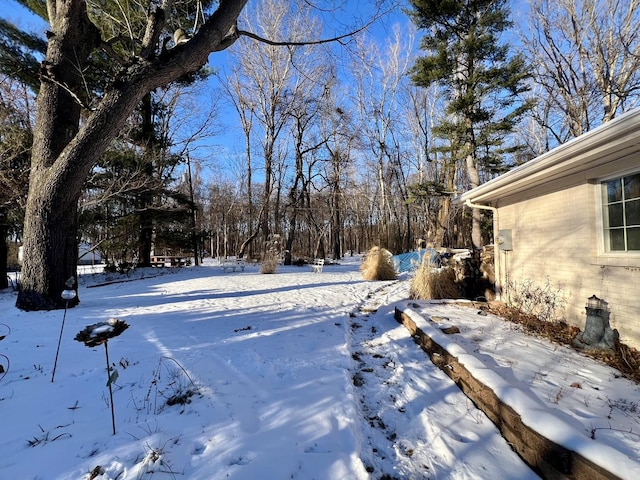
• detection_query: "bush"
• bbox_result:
[410,257,459,300]
[260,234,281,274]
[260,252,279,274]
[103,261,135,274]
[360,246,397,281]
[505,278,566,323]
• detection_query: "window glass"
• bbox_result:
[626,199,640,226]
[607,178,623,202]
[624,173,640,200]
[608,203,624,227]
[609,229,625,251]
[628,228,640,250]
[602,172,640,252]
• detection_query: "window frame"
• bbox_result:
[596,168,640,262]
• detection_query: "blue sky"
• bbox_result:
[2,0,409,52]
[4,0,47,32]
[2,0,525,183]
[1,0,411,162]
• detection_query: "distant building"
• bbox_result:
[78,243,102,265]
[457,107,640,348]
[18,243,102,265]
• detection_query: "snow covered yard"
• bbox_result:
[0,259,638,479]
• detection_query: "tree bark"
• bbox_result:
[0,210,8,290]
[18,0,100,309]
[434,196,450,248]
[466,151,483,250]
[17,0,248,310]
[136,93,155,267]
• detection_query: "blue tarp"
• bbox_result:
[392,248,440,273]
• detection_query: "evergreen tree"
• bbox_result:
[1,1,213,300]
[0,77,33,288]
[408,0,533,249]
[0,4,45,287]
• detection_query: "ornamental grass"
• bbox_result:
[410,257,459,300]
[360,246,397,281]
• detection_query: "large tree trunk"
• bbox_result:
[0,210,8,290]
[137,93,155,267]
[466,149,483,250]
[434,196,450,248]
[16,1,100,309]
[19,198,79,309]
[16,0,248,310]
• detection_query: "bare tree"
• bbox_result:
[352,24,416,252]
[221,69,257,258]
[316,80,359,260]
[283,68,331,262]
[523,0,640,143]
[231,1,296,249]
[17,0,247,309]
[228,0,327,255]
[0,76,33,288]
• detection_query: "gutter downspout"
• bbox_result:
[464,199,501,301]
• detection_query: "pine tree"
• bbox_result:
[2,1,218,307]
[408,0,533,249]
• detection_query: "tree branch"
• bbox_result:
[39,68,92,111]
[140,6,166,59]
[236,5,393,47]
[100,37,133,66]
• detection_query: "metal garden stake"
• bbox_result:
[51,277,76,382]
[75,318,129,435]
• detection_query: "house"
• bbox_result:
[457,107,640,349]
[18,242,103,265]
[78,243,103,265]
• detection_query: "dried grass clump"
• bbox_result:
[410,258,459,300]
[360,246,397,281]
[260,252,279,274]
[261,233,281,274]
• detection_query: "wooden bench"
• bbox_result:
[151,256,188,267]
[221,260,247,273]
[310,258,324,273]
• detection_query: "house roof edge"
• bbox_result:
[456,107,640,205]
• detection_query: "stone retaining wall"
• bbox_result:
[394,307,619,480]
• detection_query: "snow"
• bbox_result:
[1,258,638,479]
[400,304,640,477]
[90,324,113,336]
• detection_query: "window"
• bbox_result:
[602,172,640,251]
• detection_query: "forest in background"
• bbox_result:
[2,0,640,275]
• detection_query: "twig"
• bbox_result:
[161,356,197,388]
[590,425,640,440]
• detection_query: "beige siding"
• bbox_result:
[495,183,640,348]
